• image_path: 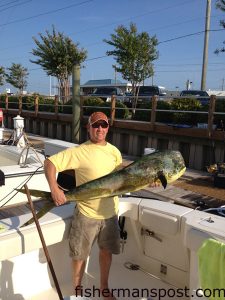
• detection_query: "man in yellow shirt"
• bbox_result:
[44,111,122,299]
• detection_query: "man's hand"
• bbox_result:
[44,159,67,206]
[50,185,67,206]
[149,181,161,188]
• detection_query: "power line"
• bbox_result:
[0,0,23,5]
[155,68,225,73]
[157,62,225,66]
[0,0,94,27]
[0,1,222,53]
[159,31,205,44]
[85,55,108,62]
[1,1,225,74]
[3,26,225,69]
[19,27,225,73]
[69,0,197,36]
[83,28,225,63]
[0,0,31,13]
[0,0,26,9]
[27,66,225,73]
[145,13,223,34]
[83,28,225,53]
[159,28,225,44]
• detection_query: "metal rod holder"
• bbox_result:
[24,184,64,300]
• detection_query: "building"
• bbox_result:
[80,79,132,95]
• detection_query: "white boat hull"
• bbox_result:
[1,197,225,300]
[0,144,50,206]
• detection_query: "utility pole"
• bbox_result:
[72,65,80,144]
[201,0,211,90]
[49,76,52,96]
[113,64,117,86]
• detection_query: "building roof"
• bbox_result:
[83,79,123,86]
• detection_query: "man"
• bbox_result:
[44,111,122,299]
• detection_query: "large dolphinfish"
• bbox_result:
[19,150,186,226]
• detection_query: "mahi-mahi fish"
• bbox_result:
[18,150,186,226]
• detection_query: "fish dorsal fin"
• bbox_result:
[157,171,167,189]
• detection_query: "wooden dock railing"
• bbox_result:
[1,93,224,134]
[1,93,225,171]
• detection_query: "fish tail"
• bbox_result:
[21,201,55,227]
[16,188,51,199]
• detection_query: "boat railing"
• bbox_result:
[17,143,44,167]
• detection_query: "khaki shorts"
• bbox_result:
[69,208,120,260]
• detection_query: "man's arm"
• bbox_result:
[44,159,67,206]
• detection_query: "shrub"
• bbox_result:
[82,97,129,119]
[131,101,151,121]
[58,97,129,119]
[156,101,173,123]
[82,97,105,115]
[38,96,55,112]
[0,94,6,108]
[8,95,19,109]
[19,94,55,112]
[215,98,225,128]
[59,97,106,115]
[22,94,37,110]
[57,98,72,114]
[98,101,129,119]
[132,100,172,122]
[170,98,203,125]
[132,98,208,125]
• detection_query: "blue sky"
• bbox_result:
[0,0,225,95]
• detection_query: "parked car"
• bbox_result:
[89,86,124,102]
[124,85,167,107]
[180,90,210,105]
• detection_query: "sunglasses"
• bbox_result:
[91,121,109,128]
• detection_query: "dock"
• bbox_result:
[132,168,225,210]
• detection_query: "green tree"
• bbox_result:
[5,63,29,94]
[31,26,87,102]
[215,0,225,53]
[104,22,158,111]
[0,66,5,87]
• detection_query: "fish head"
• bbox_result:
[142,150,186,187]
[150,150,186,185]
[163,150,186,183]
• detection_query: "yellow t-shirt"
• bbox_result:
[48,140,122,219]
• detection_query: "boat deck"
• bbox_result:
[28,245,189,300]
